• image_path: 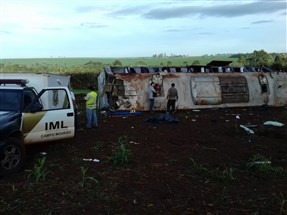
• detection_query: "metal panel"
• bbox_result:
[219,76,249,103]
[190,76,222,105]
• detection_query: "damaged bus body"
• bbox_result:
[97,61,287,111]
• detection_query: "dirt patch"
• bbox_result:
[1,101,287,214]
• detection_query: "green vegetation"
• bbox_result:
[79,166,98,189]
[1,50,286,89]
[0,55,238,68]
[108,135,132,165]
[246,154,285,177]
[1,51,286,72]
[74,89,89,95]
[190,158,236,184]
[231,50,287,70]
[26,157,49,183]
[211,167,236,183]
[91,142,105,153]
[279,193,287,214]
[11,185,17,192]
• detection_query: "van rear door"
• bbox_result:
[22,87,75,144]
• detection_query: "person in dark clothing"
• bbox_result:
[166,83,178,114]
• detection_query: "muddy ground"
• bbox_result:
[1,101,287,214]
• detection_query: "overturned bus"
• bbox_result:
[97,61,287,111]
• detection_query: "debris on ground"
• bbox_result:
[263,121,285,127]
[129,141,140,145]
[243,124,258,128]
[83,158,100,163]
[145,114,179,124]
[240,124,255,134]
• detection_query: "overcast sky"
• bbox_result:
[1,0,286,59]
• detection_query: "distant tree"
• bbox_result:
[230,53,246,58]
[84,61,104,67]
[247,50,272,67]
[183,61,188,66]
[237,55,247,66]
[273,54,287,71]
[135,61,147,66]
[192,60,200,65]
[113,60,122,67]
[167,61,172,66]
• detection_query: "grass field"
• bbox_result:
[1,56,238,67]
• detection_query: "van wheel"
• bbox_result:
[0,138,26,177]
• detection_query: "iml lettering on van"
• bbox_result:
[45,121,68,130]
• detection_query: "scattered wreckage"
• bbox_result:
[97,61,287,111]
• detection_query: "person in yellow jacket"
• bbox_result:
[84,85,98,129]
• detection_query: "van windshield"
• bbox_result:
[0,89,22,112]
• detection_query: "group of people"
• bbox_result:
[148,82,178,114]
[72,81,178,130]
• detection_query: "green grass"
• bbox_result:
[1,56,238,67]
[91,142,105,153]
[26,157,49,183]
[74,89,89,95]
[108,135,133,165]
[190,158,236,184]
[279,193,287,214]
[79,166,98,189]
[246,154,285,177]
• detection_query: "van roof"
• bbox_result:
[0,79,28,87]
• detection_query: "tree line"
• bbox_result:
[230,50,286,71]
[1,50,286,73]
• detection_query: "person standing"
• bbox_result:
[166,83,178,114]
[148,82,156,112]
[84,86,98,129]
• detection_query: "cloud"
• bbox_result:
[0,30,12,34]
[252,20,273,25]
[38,27,63,31]
[142,1,286,19]
[80,22,108,29]
[240,27,251,30]
[198,32,213,35]
[1,0,286,58]
[164,29,183,32]
[107,5,147,17]
[76,6,96,13]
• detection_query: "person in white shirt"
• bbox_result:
[148,82,156,112]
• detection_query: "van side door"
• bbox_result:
[22,87,75,144]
